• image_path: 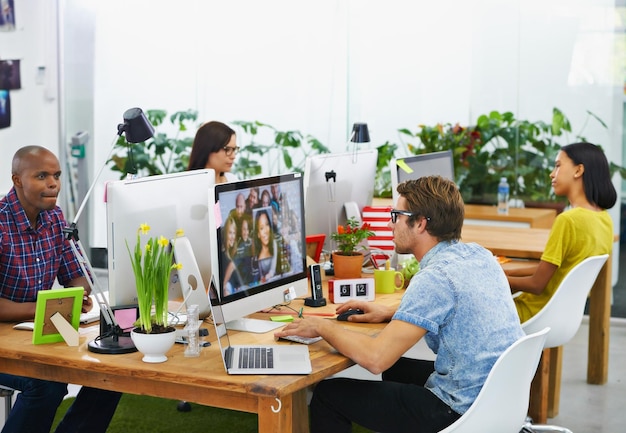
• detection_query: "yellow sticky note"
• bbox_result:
[270,315,294,322]
[396,159,413,173]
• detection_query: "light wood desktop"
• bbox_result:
[371,198,557,229]
[0,288,401,433]
[463,204,556,228]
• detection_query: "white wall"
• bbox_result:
[0,0,60,194]
[2,0,623,261]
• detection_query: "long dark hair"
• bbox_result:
[187,121,235,171]
[560,142,617,210]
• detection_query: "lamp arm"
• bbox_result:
[71,134,120,225]
[63,224,118,328]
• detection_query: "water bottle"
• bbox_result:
[184,304,200,358]
[497,177,510,215]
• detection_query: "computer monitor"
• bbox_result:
[214,172,308,333]
[106,170,215,310]
[303,149,378,252]
[390,150,455,203]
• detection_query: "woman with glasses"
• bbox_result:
[188,120,239,184]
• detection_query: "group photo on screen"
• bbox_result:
[217,179,305,299]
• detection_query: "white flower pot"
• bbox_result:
[130,328,176,363]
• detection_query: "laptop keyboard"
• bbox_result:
[226,347,274,368]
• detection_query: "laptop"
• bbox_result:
[208,276,312,375]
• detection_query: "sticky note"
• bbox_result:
[270,315,294,322]
[396,159,413,173]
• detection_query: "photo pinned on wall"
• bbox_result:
[0,0,16,31]
[0,59,21,90]
[0,90,10,129]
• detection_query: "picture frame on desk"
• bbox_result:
[33,287,83,345]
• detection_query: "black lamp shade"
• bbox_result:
[351,123,370,143]
[118,107,155,143]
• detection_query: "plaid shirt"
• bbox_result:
[0,187,83,302]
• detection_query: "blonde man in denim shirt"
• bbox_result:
[275,176,524,433]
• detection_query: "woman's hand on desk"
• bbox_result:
[336,301,394,323]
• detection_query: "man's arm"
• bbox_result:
[275,315,425,375]
[0,297,37,322]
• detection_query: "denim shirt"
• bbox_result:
[393,240,524,414]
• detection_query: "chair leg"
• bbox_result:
[528,348,551,424]
[547,346,563,417]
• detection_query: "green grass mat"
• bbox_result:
[52,394,373,432]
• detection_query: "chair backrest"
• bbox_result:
[438,327,550,433]
[521,254,608,348]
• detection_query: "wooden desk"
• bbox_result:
[461,224,612,386]
[372,198,557,229]
[0,290,401,433]
[464,204,556,229]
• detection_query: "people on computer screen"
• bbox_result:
[227,192,252,240]
[187,120,238,184]
[220,216,244,296]
[234,217,257,285]
[260,188,271,208]
[254,208,278,283]
[270,184,282,211]
[245,187,260,214]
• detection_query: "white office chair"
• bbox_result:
[520,254,609,433]
[437,327,549,433]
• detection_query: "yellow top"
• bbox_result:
[515,207,613,322]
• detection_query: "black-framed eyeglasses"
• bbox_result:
[222,146,240,156]
[390,209,430,224]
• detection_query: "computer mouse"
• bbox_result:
[336,309,364,321]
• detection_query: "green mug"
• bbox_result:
[374,269,404,294]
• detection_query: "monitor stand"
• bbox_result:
[225,317,285,334]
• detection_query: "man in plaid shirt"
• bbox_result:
[0,146,121,433]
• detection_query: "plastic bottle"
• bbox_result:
[184,304,200,358]
[497,177,510,215]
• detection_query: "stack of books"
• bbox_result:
[362,206,394,268]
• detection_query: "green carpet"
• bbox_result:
[51,394,374,432]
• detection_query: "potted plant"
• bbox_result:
[330,217,374,279]
[126,223,182,363]
[393,108,625,209]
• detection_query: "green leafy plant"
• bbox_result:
[392,108,623,205]
[126,223,182,334]
[108,109,198,179]
[331,217,375,255]
[232,120,331,179]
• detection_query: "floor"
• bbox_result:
[2,270,625,431]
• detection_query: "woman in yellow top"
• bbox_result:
[506,142,616,323]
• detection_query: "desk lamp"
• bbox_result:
[350,122,370,163]
[63,107,155,354]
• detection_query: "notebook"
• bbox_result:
[208,277,312,375]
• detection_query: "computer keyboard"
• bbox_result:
[239,347,274,369]
[278,335,323,345]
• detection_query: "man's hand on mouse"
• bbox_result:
[336,301,394,323]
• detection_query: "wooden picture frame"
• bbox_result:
[305,234,326,263]
[33,287,83,345]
